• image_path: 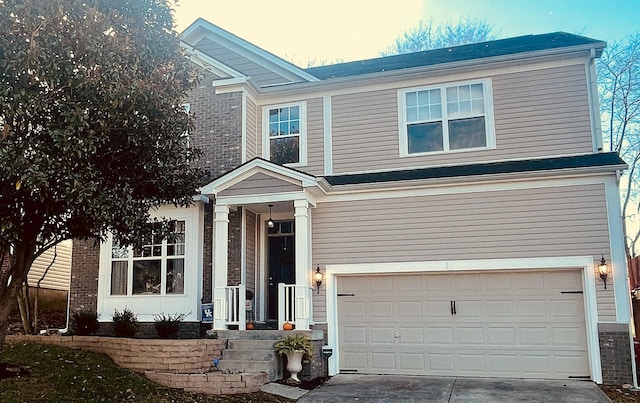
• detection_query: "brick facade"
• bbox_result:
[68,75,245,326]
[598,323,634,384]
[68,238,100,314]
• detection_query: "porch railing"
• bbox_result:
[224,285,246,329]
[278,283,314,330]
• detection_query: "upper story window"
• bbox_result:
[263,102,307,166]
[399,79,495,156]
[110,221,186,296]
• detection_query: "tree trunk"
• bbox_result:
[0,235,38,353]
[16,284,33,334]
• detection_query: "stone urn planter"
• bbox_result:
[274,334,314,383]
[284,350,305,382]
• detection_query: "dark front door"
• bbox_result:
[267,221,295,321]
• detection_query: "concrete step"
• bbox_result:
[227,339,277,351]
[222,348,278,361]
[217,359,281,381]
[214,329,323,340]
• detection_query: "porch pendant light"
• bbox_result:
[267,204,275,229]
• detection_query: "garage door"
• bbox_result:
[337,270,590,379]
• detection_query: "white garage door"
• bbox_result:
[337,270,590,379]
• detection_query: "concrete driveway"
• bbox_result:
[296,374,611,403]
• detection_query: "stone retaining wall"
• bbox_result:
[7,335,224,374]
[145,371,268,395]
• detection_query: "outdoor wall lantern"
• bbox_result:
[267,204,275,230]
[314,265,323,294]
[598,255,609,289]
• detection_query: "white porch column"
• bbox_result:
[294,199,312,329]
[213,204,229,330]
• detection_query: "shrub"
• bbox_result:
[153,313,186,339]
[69,310,99,336]
[274,334,314,360]
[111,308,139,337]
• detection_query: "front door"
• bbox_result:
[267,221,295,321]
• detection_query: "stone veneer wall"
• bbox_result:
[598,323,634,384]
[6,335,267,394]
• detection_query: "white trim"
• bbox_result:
[181,41,244,79]
[215,191,314,207]
[322,173,615,203]
[324,256,602,383]
[323,95,333,175]
[241,207,246,285]
[181,19,319,84]
[262,101,308,167]
[604,176,632,322]
[96,204,203,323]
[199,158,322,196]
[397,78,496,157]
[586,52,604,152]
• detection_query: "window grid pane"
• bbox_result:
[405,82,488,154]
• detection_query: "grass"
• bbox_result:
[0,342,292,403]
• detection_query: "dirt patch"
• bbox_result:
[0,363,31,380]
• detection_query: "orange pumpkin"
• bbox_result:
[283,322,293,331]
[246,323,254,330]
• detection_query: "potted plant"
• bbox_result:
[274,334,314,383]
[112,307,139,337]
[153,313,186,338]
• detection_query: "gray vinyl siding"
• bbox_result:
[255,98,323,173]
[306,97,324,175]
[218,172,302,197]
[245,210,256,297]
[28,240,72,291]
[311,183,614,322]
[330,64,594,174]
[195,37,293,86]
[246,97,258,159]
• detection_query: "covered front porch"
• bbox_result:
[200,158,328,331]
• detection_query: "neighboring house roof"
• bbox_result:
[305,32,606,80]
[324,153,626,186]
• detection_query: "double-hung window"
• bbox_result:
[399,79,494,156]
[264,102,306,166]
[109,221,186,296]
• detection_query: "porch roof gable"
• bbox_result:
[199,157,329,197]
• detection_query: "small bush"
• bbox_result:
[69,310,99,336]
[112,308,139,337]
[153,313,186,338]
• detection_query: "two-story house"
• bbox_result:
[69,18,635,385]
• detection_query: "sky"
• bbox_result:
[172,0,639,66]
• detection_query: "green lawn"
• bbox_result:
[0,342,291,402]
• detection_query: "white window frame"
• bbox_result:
[109,221,186,297]
[262,101,307,167]
[398,78,496,157]
[97,204,203,322]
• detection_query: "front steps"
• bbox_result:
[211,329,324,382]
[217,338,282,381]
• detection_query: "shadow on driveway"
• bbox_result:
[297,374,611,403]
